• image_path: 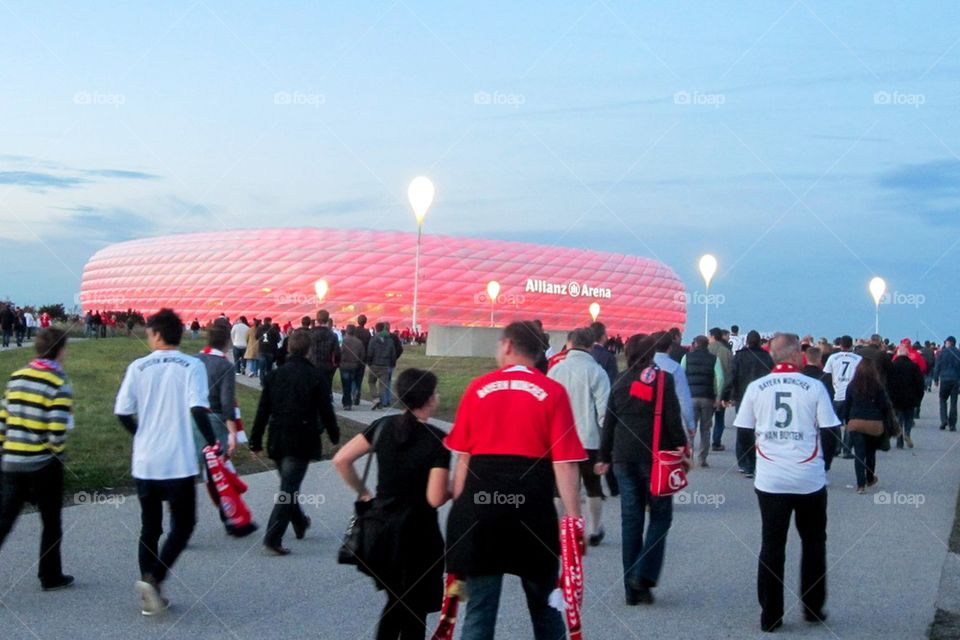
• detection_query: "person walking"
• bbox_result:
[196,325,239,460]
[0,328,74,591]
[843,358,890,494]
[800,347,840,471]
[727,330,775,478]
[934,336,960,431]
[256,318,281,386]
[590,321,620,497]
[366,323,397,410]
[0,305,15,349]
[548,326,611,545]
[681,335,725,467]
[888,344,925,448]
[333,369,450,639]
[339,325,365,410]
[249,329,339,555]
[245,318,261,379]
[308,310,341,397]
[230,316,250,375]
[708,327,733,451]
[653,331,695,437]
[596,333,687,605]
[114,308,218,616]
[444,321,585,640]
[733,333,839,632]
[823,335,864,458]
[354,315,373,405]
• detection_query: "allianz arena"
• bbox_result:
[80,228,686,334]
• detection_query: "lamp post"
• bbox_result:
[869,277,886,335]
[408,177,435,333]
[314,278,328,304]
[698,254,718,335]
[589,302,601,322]
[486,280,500,327]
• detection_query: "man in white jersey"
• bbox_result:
[822,335,862,460]
[734,333,840,633]
[115,308,217,617]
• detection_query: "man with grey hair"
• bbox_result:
[733,332,840,632]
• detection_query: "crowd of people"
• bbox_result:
[0,303,52,348]
[0,310,958,638]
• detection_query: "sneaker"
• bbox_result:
[41,575,75,591]
[745,472,755,479]
[906,435,914,448]
[867,476,879,488]
[135,578,167,616]
[856,486,865,494]
[263,544,291,556]
[700,460,710,468]
[711,444,725,452]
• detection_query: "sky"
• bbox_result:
[0,1,957,340]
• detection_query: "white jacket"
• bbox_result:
[547,349,611,450]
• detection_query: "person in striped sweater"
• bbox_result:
[0,327,74,590]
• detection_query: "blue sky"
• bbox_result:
[0,1,957,340]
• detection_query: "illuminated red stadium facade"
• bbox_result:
[80,228,686,334]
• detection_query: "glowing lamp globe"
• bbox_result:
[314,278,329,303]
[408,176,435,224]
[589,302,601,322]
[698,254,718,288]
[486,280,501,301]
[869,277,886,306]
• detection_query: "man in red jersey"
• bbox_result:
[445,321,585,640]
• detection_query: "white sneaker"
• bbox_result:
[135,579,168,616]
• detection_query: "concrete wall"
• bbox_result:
[426,325,570,358]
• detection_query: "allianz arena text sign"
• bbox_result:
[525,278,613,299]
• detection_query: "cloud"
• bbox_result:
[83,169,161,180]
[0,171,88,190]
[877,159,960,225]
[56,205,160,242]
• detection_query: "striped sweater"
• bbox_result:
[0,360,73,472]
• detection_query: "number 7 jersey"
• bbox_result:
[734,363,842,494]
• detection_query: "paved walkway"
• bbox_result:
[0,392,956,639]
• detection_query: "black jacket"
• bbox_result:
[887,356,925,411]
[727,346,774,405]
[590,344,618,385]
[843,384,890,423]
[250,355,339,460]
[801,365,834,402]
[308,326,341,372]
[257,323,281,356]
[684,346,717,400]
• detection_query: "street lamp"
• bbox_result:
[486,280,500,327]
[314,278,329,304]
[698,254,718,335]
[589,301,601,322]
[869,277,886,335]
[408,176,435,333]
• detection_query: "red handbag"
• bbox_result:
[649,369,689,497]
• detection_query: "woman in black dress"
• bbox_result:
[334,369,451,639]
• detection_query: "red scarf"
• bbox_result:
[772,363,799,373]
[559,515,586,639]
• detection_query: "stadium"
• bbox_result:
[79,228,686,334]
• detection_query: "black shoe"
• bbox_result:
[263,544,291,556]
[711,444,726,451]
[951,428,957,432]
[293,516,311,540]
[588,527,605,547]
[761,618,783,633]
[41,575,74,591]
[625,589,640,606]
[841,454,855,459]
[941,424,948,431]
[635,585,654,604]
[804,609,828,624]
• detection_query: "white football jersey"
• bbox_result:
[822,351,863,402]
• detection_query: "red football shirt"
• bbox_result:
[445,365,587,462]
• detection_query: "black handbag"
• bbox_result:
[337,423,384,567]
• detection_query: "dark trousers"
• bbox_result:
[340,368,358,408]
[712,406,726,446]
[1,329,10,347]
[258,353,275,386]
[940,379,959,429]
[233,346,246,374]
[849,432,878,488]
[755,487,827,626]
[264,456,310,547]
[736,427,756,474]
[896,409,916,447]
[377,592,428,640]
[461,573,565,640]
[354,364,366,404]
[0,461,65,585]
[615,463,673,592]
[137,476,197,583]
[822,426,842,471]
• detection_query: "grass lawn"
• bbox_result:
[0,337,498,494]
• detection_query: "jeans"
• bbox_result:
[940,379,959,429]
[692,398,714,462]
[15,328,24,347]
[712,406,726,446]
[822,426,843,471]
[191,330,199,339]
[264,456,310,547]
[136,476,197,583]
[377,592,428,640]
[247,357,259,376]
[368,365,392,406]
[0,461,65,585]
[896,409,915,447]
[1,329,10,347]
[736,426,756,474]
[259,353,275,386]
[834,400,853,456]
[233,346,246,374]
[354,364,366,404]
[340,367,358,408]
[849,432,878,488]
[460,573,566,640]
[755,487,827,626]
[615,463,673,593]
